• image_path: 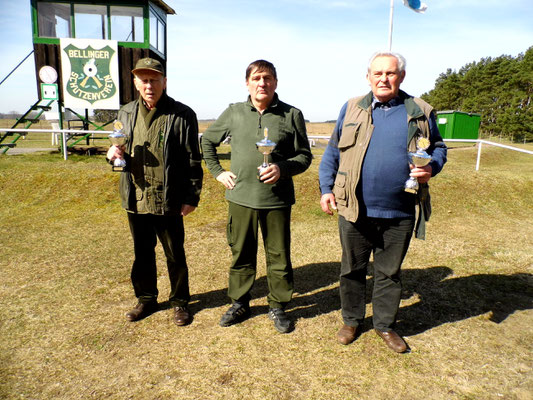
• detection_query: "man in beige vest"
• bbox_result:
[319,52,447,353]
[107,58,202,326]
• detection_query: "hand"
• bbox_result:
[181,204,196,217]
[320,193,337,215]
[409,164,432,184]
[106,145,124,161]
[216,171,237,189]
[259,164,280,184]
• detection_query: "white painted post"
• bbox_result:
[62,132,68,161]
[476,141,482,171]
[51,122,59,145]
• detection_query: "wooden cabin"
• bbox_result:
[31,0,175,106]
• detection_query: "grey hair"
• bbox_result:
[367,52,406,73]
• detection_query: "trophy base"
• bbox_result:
[404,177,418,194]
[112,159,126,172]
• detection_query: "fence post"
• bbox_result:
[476,141,483,171]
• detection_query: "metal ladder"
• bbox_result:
[0,99,55,154]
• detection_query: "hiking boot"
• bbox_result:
[219,302,251,327]
[268,307,293,333]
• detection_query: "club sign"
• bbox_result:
[60,38,120,109]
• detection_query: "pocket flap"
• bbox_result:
[334,171,347,188]
[338,122,361,149]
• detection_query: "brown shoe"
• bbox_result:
[375,329,408,353]
[337,324,360,345]
[125,302,158,322]
[173,306,192,326]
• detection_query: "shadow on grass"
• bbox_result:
[157,262,341,320]
[396,266,533,336]
[158,264,532,334]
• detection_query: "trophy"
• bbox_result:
[108,121,127,172]
[256,127,276,181]
[404,137,431,194]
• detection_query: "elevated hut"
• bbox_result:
[31,0,175,106]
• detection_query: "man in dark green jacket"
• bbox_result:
[106,58,202,326]
[201,60,312,333]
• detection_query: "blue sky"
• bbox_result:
[0,0,532,121]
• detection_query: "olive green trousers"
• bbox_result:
[226,202,293,309]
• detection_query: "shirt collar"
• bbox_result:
[372,95,403,110]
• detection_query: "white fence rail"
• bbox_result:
[0,127,113,160]
[443,139,533,170]
[1,129,532,170]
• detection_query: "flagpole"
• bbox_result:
[388,0,394,51]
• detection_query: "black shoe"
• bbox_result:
[125,302,158,322]
[268,307,293,333]
[219,302,251,327]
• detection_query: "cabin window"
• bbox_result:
[149,9,165,54]
[37,2,72,38]
[110,6,144,43]
[74,4,108,39]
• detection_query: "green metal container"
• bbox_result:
[436,110,481,140]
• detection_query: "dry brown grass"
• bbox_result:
[0,140,532,399]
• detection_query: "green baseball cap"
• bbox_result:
[132,57,165,76]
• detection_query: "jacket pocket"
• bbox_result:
[332,171,348,206]
[338,122,361,150]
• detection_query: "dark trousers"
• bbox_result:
[226,202,293,309]
[338,215,414,331]
[127,213,190,307]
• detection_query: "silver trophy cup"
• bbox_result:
[108,121,127,172]
[404,137,431,194]
[256,128,276,181]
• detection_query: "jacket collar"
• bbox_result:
[358,90,424,119]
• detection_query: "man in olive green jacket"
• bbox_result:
[202,60,312,333]
[107,58,202,327]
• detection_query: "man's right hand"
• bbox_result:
[216,171,237,190]
[106,145,124,162]
[320,193,337,215]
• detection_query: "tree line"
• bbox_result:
[421,46,532,143]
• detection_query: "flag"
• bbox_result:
[403,0,427,13]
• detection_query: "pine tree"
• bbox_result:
[421,47,532,142]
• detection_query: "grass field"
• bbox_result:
[0,129,532,399]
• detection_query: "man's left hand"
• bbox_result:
[259,164,281,184]
[409,164,432,184]
[181,204,196,216]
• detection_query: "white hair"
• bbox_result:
[367,52,406,73]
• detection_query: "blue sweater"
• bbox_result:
[319,95,446,219]
[360,101,415,218]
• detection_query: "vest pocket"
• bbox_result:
[332,171,348,206]
[338,122,361,150]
